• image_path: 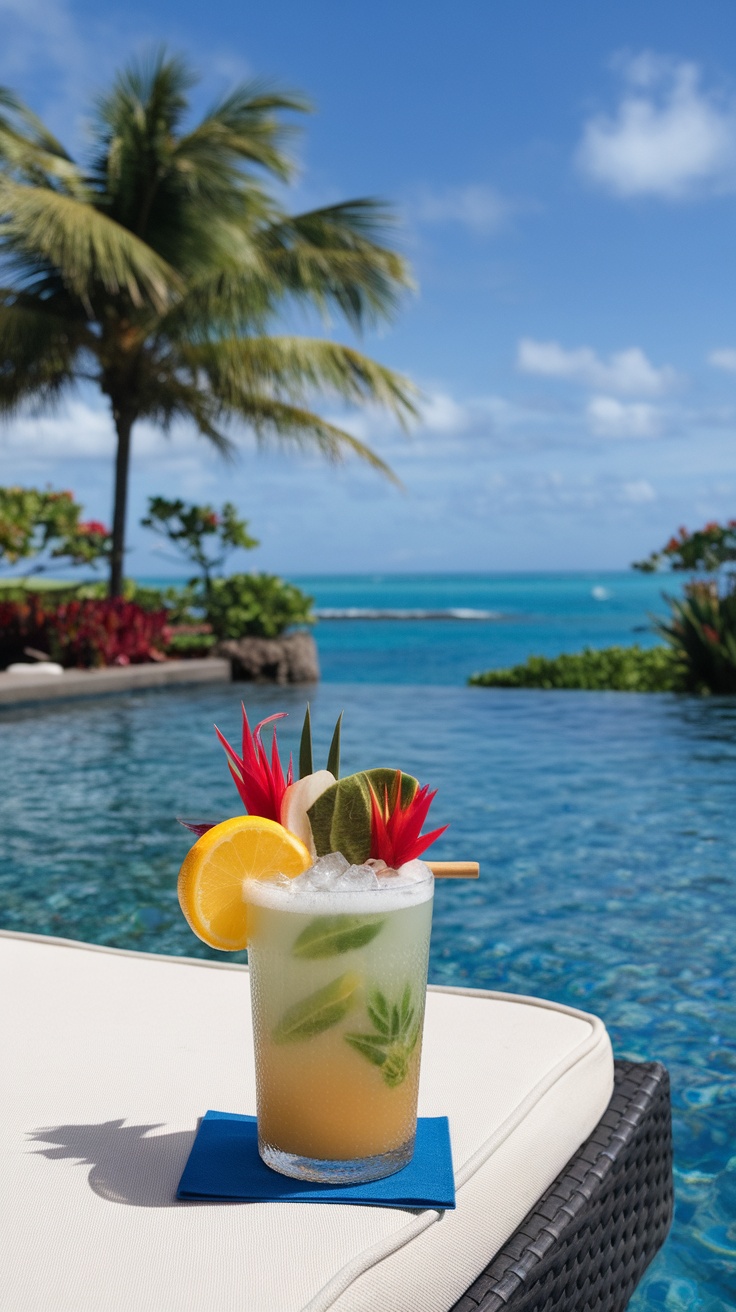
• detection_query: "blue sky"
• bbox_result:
[2,0,736,575]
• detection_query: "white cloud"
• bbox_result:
[586,396,662,439]
[517,338,677,395]
[0,400,114,458]
[414,184,513,234]
[0,398,218,462]
[620,479,657,503]
[577,54,736,199]
[708,348,736,372]
[419,390,472,433]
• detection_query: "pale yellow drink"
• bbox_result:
[246,864,434,1182]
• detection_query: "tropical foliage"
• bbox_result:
[204,571,313,639]
[632,517,736,693]
[634,520,736,575]
[141,496,258,593]
[469,645,682,692]
[0,596,169,668]
[656,581,736,694]
[0,486,110,571]
[0,53,416,596]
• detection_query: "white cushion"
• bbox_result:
[0,930,613,1312]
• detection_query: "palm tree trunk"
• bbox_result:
[110,408,134,598]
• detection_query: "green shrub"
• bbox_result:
[469,645,683,692]
[204,573,314,640]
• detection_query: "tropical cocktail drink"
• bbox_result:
[246,859,434,1182]
[178,705,450,1184]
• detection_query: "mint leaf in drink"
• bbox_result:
[273,972,360,1043]
[367,989,391,1036]
[345,1034,388,1067]
[345,984,423,1086]
[382,1035,419,1088]
[292,915,385,958]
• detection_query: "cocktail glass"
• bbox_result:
[245,864,434,1183]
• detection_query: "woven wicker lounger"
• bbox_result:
[452,1061,673,1312]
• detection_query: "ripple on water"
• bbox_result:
[2,683,736,1311]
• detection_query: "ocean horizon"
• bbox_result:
[138,569,685,684]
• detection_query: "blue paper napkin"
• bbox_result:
[177,1112,455,1209]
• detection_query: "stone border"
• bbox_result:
[0,657,231,706]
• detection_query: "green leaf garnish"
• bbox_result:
[344,983,423,1086]
[272,972,360,1043]
[299,704,314,780]
[292,915,385,958]
[307,768,419,862]
[326,711,343,778]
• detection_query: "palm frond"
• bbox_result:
[95,49,196,142]
[0,180,181,309]
[0,289,92,414]
[188,335,418,425]
[154,258,275,338]
[218,394,401,483]
[90,50,198,236]
[0,85,77,187]
[0,335,76,414]
[0,295,91,352]
[143,385,237,457]
[260,200,414,329]
[90,55,304,254]
[175,80,309,184]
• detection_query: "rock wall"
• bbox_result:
[213,631,319,684]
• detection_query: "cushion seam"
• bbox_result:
[301,1034,613,1312]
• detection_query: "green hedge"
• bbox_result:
[469,644,683,692]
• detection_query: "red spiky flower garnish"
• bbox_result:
[214,705,293,823]
[368,771,448,868]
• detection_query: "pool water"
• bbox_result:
[2,682,734,1310]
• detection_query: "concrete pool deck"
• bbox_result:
[0,658,232,706]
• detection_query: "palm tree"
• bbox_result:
[0,55,416,595]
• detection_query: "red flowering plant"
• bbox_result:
[0,597,169,669]
[633,519,736,578]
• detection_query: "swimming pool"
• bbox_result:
[2,682,734,1310]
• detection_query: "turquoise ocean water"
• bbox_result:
[296,570,674,683]
[1,573,734,1310]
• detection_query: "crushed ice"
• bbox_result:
[303,852,350,888]
[281,853,431,893]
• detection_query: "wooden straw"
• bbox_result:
[427,861,479,879]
